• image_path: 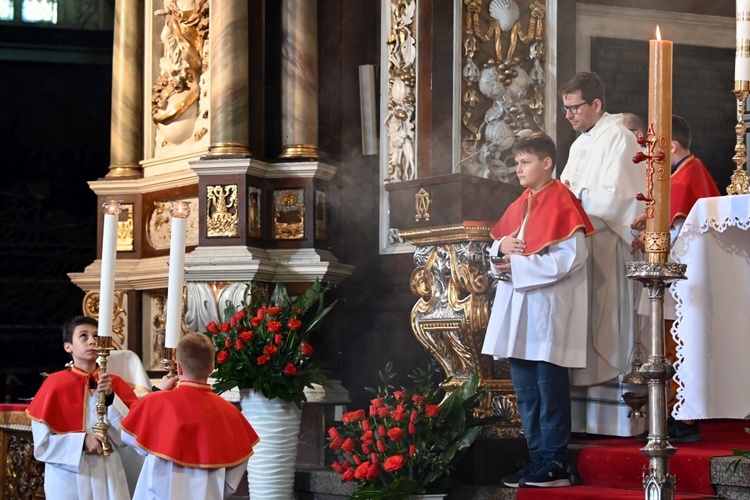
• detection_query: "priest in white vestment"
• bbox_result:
[558,72,646,437]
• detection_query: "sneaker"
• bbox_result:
[502,461,540,488]
[519,459,571,488]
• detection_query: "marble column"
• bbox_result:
[208,0,251,157]
[107,0,143,179]
[279,0,319,160]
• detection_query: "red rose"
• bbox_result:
[354,462,370,482]
[408,422,416,435]
[332,461,344,474]
[256,308,265,320]
[235,339,243,350]
[257,354,270,365]
[383,454,405,472]
[284,363,298,375]
[239,330,253,342]
[342,409,366,424]
[376,406,392,418]
[224,337,232,349]
[370,453,378,465]
[376,440,386,453]
[391,407,406,422]
[266,306,281,317]
[329,436,343,450]
[371,397,383,408]
[369,405,377,417]
[341,469,355,482]
[387,427,403,441]
[328,427,340,439]
[250,317,261,327]
[410,410,419,422]
[412,394,425,406]
[425,404,440,418]
[366,462,379,479]
[361,443,371,454]
[217,350,229,364]
[266,321,282,333]
[409,444,416,457]
[300,342,313,355]
[231,316,239,327]
[341,438,355,453]
[206,321,219,334]
[220,322,231,333]
[361,430,375,444]
[378,425,386,438]
[361,420,370,432]
[288,318,302,330]
[393,390,404,400]
[264,344,278,355]
[274,333,283,345]
[353,454,362,465]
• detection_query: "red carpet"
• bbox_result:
[516,419,750,499]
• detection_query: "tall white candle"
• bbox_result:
[164,201,191,349]
[98,200,122,337]
[736,0,750,82]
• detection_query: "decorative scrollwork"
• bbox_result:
[4,432,44,498]
[206,185,239,237]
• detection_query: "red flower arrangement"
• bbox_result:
[327,362,483,499]
[203,280,336,408]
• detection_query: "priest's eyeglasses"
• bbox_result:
[561,101,590,115]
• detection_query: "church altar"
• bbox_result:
[670,194,750,420]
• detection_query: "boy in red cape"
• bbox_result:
[120,333,259,499]
[481,133,594,488]
[26,315,139,500]
[631,114,720,443]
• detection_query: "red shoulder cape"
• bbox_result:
[491,179,595,255]
[120,381,260,468]
[671,155,720,223]
[26,366,138,433]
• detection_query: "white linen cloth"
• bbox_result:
[670,194,750,420]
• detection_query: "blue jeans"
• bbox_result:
[509,358,571,463]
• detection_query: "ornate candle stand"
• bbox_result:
[727,85,750,195]
[630,140,686,500]
[93,335,113,456]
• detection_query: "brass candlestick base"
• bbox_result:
[727,88,750,195]
[162,347,177,378]
[94,336,113,456]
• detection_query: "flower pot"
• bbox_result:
[239,389,302,499]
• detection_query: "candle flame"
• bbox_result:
[656,25,661,41]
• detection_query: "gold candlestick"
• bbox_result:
[727,85,750,195]
[92,335,113,456]
[162,347,177,378]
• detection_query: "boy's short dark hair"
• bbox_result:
[62,315,98,344]
[672,114,692,150]
[177,333,215,379]
[513,132,557,168]
[559,72,606,111]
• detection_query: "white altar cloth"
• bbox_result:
[670,194,750,420]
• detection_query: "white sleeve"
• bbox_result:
[120,428,148,456]
[510,231,588,293]
[224,460,249,498]
[31,420,85,473]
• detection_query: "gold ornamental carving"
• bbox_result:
[459,0,547,183]
[409,240,522,437]
[643,232,670,255]
[207,185,239,237]
[117,203,134,252]
[3,431,45,499]
[83,290,126,349]
[414,188,431,222]
[273,189,305,240]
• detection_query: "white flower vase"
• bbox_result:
[239,389,302,500]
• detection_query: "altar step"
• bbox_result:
[283,420,750,499]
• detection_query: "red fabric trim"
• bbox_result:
[120,381,259,468]
[490,179,595,255]
[670,156,720,224]
[26,367,137,433]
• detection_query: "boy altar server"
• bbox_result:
[27,315,139,500]
[482,133,594,488]
[120,333,259,499]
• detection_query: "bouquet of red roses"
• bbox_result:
[203,280,336,408]
[327,362,483,499]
